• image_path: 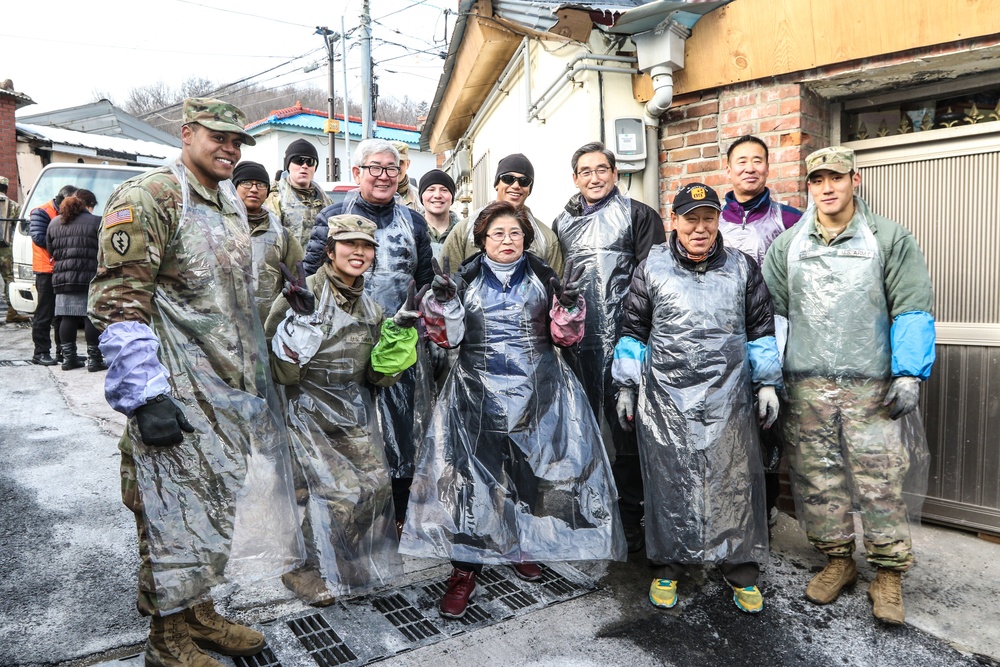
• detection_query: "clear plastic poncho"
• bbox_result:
[718,199,789,267]
[341,190,432,478]
[249,209,290,323]
[782,208,929,526]
[553,194,636,452]
[272,177,330,250]
[127,164,302,614]
[400,258,626,564]
[280,274,403,597]
[637,246,768,566]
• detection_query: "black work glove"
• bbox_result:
[393,280,430,328]
[280,261,315,316]
[135,395,195,448]
[549,258,586,309]
[430,256,460,303]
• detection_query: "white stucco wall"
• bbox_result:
[465,33,649,226]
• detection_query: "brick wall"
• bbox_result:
[0,96,17,196]
[657,78,830,223]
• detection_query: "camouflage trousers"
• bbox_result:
[0,246,12,294]
[784,376,913,571]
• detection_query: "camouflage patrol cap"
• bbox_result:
[390,140,410,159]
[805,146,855,177]
[0,176,7,188]
[182,97,256,146]
[327,214,379,247]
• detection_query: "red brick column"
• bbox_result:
[0,96,18,195]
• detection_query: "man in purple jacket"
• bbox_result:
[721,134,801,526]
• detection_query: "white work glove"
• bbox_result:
[883,376,920,420]
[758,385,779,429]
[271,311,323,366]
[616,387,637,432]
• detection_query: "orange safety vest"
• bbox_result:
[31,200,57,273]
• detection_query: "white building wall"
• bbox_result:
[466,33,649,226]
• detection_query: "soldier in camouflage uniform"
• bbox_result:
[0,176,29,323]
[232,160,303,323]
[762,146,935,626]
[89,98,303,667]
[391,140,422,213]
[264,138,332,249]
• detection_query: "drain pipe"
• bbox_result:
[642,64,674,210]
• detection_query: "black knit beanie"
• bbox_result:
[232,161,270,186]
[494,153,534,186]
[418,169,457,200]
[284,138,319,170]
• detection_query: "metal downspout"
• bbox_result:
[643,65,674,211]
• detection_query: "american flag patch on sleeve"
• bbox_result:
[105,207,134,228]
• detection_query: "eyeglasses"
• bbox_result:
[486,229,524,242]
[237,180,268,191]
[575,165,612,179]
[360,164,400,178]
[289,155,318,168]
[498,173,532,188]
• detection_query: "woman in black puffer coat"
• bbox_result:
[45,189,105,371]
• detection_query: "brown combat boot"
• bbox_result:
[281,567,336,607]
[183,600,265,656]
[868,568,905,625]
[145,613,224,667]
[805,556,858,604]
[6,306,29,324]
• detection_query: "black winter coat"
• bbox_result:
[620,230,775,344]
[46,212,101,294]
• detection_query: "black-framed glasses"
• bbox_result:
[486,229,524,242]
[498,173,532,188]
[236,180,267,191]
[289,155,318,168]
[575,165,612,179]
[361,164,401,178]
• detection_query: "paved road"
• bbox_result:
[1,314,997,667]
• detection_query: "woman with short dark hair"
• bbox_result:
[46,189,105,371]
[402,200,626,620]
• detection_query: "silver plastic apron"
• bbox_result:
[400,259,626,563]
[283,274,402,596]
[553,195,636,453]
[784,209,929,517]
[276,178,329,250]
[719,200,788,267]
[343,190,432,478]
[249,210,289,324]
[127,164,302,613]
[637,245,767,566]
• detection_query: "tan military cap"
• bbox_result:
[327,214,379,247]
[805,146,855,177]
[390,140,410,159]
[182,97,256,146]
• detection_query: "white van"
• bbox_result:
[8,163,147,314]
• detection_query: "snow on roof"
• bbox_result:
[17,122,178,165]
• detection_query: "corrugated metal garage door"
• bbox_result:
[854,129,1000,535]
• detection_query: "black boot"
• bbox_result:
[60,343,85,370]
[55,348,64,364]
[86,345,108,372]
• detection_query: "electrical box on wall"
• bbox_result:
[613,117,645,173]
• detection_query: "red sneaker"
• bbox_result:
[439,568,477,619]
[510,562,543,582]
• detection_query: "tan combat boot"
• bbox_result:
[6,306,29,324]
[281,567,336,607]
[868,568,905,625]
[805,556,858,604]
[183,600,266,657]
[145,613,224,667]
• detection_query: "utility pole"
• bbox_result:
[341,16,351,170]
[361,0,373,139]
[316,26,339,181]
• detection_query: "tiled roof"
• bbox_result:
[246,102,420,145]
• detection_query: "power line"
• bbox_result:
[0,32,294,58]
[168,0,316,29]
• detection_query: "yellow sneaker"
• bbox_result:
[649,579,678,609]
[732,585,763,613]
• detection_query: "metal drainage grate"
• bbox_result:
[0,360,31,367]
[422,580,492,625]
[372,592,442,641]
[233,646,282,667]
[478,568,538,611]
[538,564,589,597]
[287,613,358,667]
